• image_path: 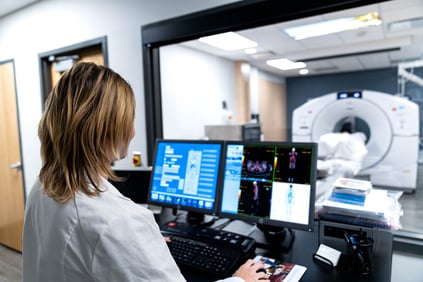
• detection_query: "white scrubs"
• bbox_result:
[23,177,242,282]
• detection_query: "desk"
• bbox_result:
[158,209,392,282]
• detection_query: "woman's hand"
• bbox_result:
[232,259,270,282]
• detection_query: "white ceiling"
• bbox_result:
[182,0,423,77]
[2,0,422,78]
[0,0,39,19]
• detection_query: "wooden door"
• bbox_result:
[0,61,25,252]
[50,50,105,87]
[258,78,287,141]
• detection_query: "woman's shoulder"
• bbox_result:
[74,179,154,230]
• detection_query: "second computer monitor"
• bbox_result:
[218,141,317,240]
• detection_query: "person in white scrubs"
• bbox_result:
[22,62,268,282]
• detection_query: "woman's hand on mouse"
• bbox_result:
[232,259,270,281]
[163,236,172,244]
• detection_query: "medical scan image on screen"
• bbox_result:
[219,141,317,247]
[147,140,223,222]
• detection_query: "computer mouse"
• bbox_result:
[256,268,267,274]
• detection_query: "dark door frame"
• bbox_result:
[38,36,108,107]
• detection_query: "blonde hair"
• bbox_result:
[38,62,135,203]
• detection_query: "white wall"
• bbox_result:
[160,44,237,139]
[160,44,287,140]
[0,0,241,196]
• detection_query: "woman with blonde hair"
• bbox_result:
[22,62,267,282]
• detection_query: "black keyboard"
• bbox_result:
[161,221,256,278]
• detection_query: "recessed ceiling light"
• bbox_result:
[198,32,258,51]
[266,58,306,70]
[285,12,382,40]
[299,69,309,75]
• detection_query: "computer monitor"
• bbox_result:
[218,141,317,250]
[147,139,224,225]
[109,169,151,204]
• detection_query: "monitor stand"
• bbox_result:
[250,224,295,251]
[184,210,216,227]
[187,211,205,225]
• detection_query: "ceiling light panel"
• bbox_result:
[284,12,382,40]
[266,58,306,70]
[198,32,258,51]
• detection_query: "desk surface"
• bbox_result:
[158,209,392,282]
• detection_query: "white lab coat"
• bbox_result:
[23,177,242,282]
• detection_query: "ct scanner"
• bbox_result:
[292,90,419,193]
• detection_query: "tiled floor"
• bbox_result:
[0,244,21,282]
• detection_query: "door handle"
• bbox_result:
[9,162,22,169]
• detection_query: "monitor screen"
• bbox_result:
[218,141,317,242]
[147,139,224,223]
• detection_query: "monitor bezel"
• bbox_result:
[147,138,225,217]
[218,140,318,232]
